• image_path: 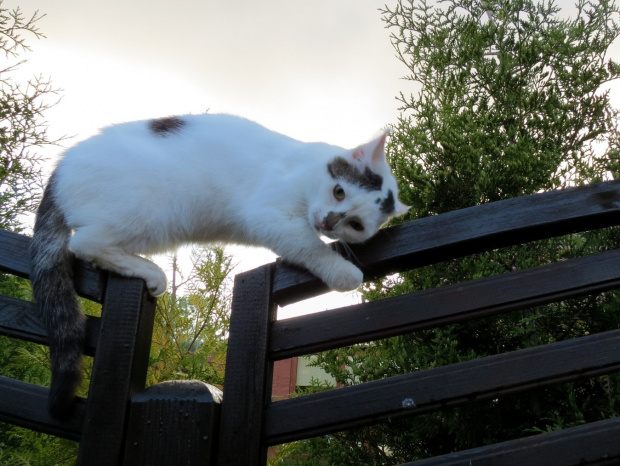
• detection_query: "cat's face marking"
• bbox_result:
[321,211,347,231]
[327,157,383,191]
[309,131,409,244]
[380,190,395,214]
[149,116,186,136]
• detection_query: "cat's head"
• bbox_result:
[310,131,409,244]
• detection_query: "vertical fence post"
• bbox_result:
[123,380,222,465]
[77,275,156,465]
[216,264,275,466]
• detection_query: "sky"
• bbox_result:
[7,0,413,318]
[5,0,619,318]
[10,0,408,147]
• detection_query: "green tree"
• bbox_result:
[388,0,619,215]
[148,247,234,388]
[276,1,620,464]
[0,1,60,232]
[0,4,75,464]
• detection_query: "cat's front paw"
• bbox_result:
[141,266,168,296]
[146,276,167,297]
[319,259,364,292]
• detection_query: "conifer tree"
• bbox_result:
[277,1,620,463]
[0,1,59,232]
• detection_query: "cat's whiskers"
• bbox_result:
[335,241,362,267]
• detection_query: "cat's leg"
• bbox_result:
[263,222,363,292]
[69,227,168,296]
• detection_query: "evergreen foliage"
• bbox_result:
[274,1,620,464]
[0,1,60,232]
[0,3,73,463]
[147,247,233,388]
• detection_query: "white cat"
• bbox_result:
[29,113,408,418]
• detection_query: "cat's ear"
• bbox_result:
[351,130,389,166]
[394,200,410,217]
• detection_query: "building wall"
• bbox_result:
[271,356,338,401]
[271,357,298,401]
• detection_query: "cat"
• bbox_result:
[29,113,409,419]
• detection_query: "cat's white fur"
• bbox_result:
[53,113,408,294]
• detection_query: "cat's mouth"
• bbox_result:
[313,211,346,234]
[314,223,340,241]
[313,217,336,239]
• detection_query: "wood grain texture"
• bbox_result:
[272,180,620,305]
[271,248,620,359]
[216,265,275,466]
[124,380,222,466]
[0,228,32,279]
[0,229,106,302]
[77,275,156,466]
[0,295,100,355]
[0,375,84,441]
[407,415,620,465]
[265,329,620,444]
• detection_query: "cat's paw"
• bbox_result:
[146,276,167,297]
[319,259,364,292]
[141,265,168,296]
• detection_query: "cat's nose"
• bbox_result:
[322,211,346,231]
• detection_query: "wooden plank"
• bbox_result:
[407,415,620,465]
[72,260,107,303]
[77,275,156,466]
[272,180,620,305]
[0,375,84,441]
[123,380,222,466]
[271,248,620,359]
[264,329,620,444]
[0,229,106,302]
[0,295,100,356]
[217,265,275,466]
[0,228,32,279]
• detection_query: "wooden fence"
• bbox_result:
[1,180,620,464]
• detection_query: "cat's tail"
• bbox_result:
[29,174,86,420]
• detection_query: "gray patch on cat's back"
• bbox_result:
[327,157,383,192]
[149,116,186,137]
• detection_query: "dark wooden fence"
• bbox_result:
[1,180,620,465]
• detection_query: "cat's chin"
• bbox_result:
[314,225,361,244]
[320,230,336,240]
[314,227,339,242]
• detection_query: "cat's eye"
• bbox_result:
[349,220,365,232]
[333,185,345,201]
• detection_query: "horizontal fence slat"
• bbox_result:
[0,295,100,355]
[271,248,620,359]
[0,375,84,441]
[272,180,620,305]
[0,229,32,280]
[265,329,620,445]
[0,229,108,303]
[407,416,620,466]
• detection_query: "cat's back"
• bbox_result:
[59,113,304,170]
[52,113,330,216]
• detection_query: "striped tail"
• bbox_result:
[30,175,86,420]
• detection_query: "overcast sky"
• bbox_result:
[10,0,408,150]
[6,0,619,317]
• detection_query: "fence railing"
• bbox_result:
[0,228,157,464]
[218,179,620,465]
[0,180,619,465]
